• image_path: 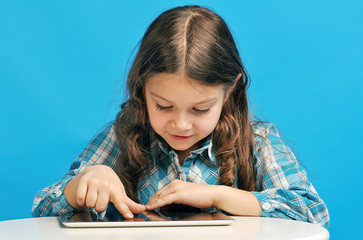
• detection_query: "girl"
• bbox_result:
[32,5,329,227]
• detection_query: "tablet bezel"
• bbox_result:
[59,210,234,228]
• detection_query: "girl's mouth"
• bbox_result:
[169,134,193,141]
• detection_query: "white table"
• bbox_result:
[0,216,329,240]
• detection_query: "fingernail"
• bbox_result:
[126,213,133,218]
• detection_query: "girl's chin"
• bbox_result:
[167,140,201,153]
[169,144,192,151]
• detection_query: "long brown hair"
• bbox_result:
[115,5,256,202]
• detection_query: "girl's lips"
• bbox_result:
[169,133,193,141]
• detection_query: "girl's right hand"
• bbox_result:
[64,165,145,219]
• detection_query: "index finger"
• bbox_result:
[110,192,134,219]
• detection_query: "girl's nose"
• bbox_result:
[171,113,192,131]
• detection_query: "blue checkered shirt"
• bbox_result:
[32,122,329,228]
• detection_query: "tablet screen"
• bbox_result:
[59,209,234,228]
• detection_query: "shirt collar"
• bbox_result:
[149,130,217,165]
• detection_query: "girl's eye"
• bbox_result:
[193,108,211,115]
[155,104,210,115]
[156,104,172,111]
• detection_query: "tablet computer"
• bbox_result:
[59,209,234,228]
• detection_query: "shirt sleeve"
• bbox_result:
[32,123,120,217]
[251,123,330,228]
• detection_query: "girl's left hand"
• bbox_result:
[145,180,218,210]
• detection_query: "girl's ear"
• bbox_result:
[224,73,242,102]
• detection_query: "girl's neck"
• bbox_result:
[175,150,191,166]
[175,139,203,165]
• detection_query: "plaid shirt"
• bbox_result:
[32,122,329,228]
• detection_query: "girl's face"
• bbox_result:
[145,73,227,156]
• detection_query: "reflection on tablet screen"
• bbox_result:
[60,207,232,223]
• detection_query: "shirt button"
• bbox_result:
[262,202,271,210]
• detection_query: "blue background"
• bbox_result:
[0,0,362,239]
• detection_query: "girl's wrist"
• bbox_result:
[211,185,262,216]
[212,185,227,210]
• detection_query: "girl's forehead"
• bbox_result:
[146,73,223,93]
[145,73,225,106]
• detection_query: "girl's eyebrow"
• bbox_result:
[150,92,217,105]
[150,92,172,103]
